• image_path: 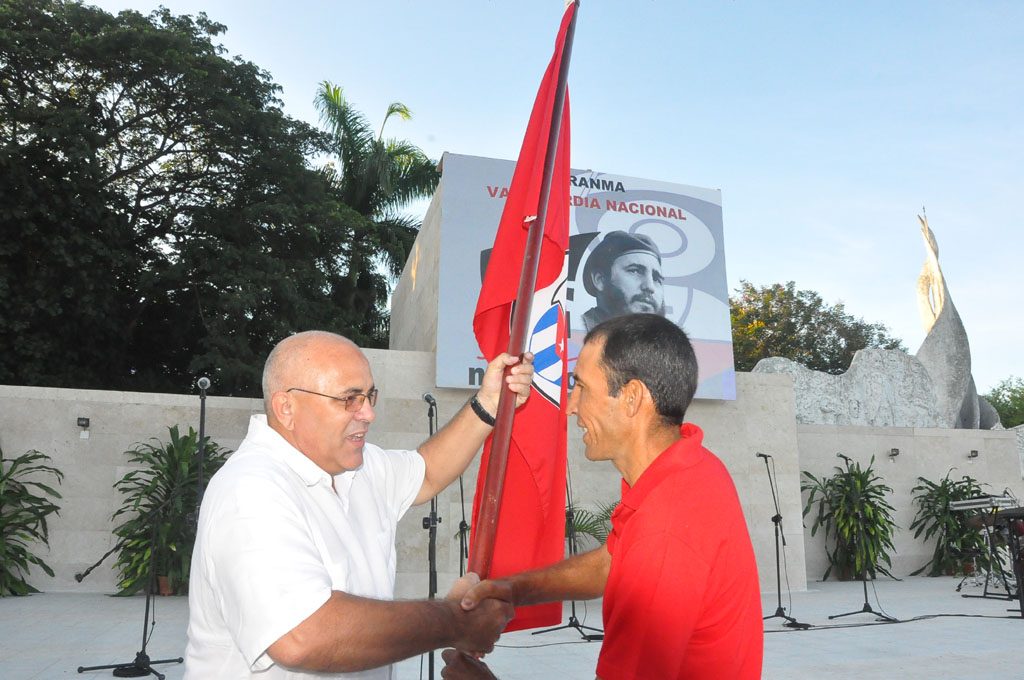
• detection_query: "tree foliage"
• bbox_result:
[0,1,423,395]
[985,376,1024,428]
[730,281,905,374]
[314,81,439,339]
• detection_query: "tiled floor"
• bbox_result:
[1,576,1021,679]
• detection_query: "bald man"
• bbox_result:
[185,331,533,679]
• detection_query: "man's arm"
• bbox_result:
[440,549,611,680]
[267,581,513,673]
[414,352,534,505]
[460,544,611,610]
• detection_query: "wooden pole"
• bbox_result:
[469,1,579,579]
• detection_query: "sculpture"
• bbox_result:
[913,214,998,429]
[753,215,1000,430]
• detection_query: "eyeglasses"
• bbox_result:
[286,387,379,412]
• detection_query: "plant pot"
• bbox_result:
[157,575,173,596]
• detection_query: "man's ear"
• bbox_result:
[621,379,648,418]
[270,391,296,430]
[592,270,606,293]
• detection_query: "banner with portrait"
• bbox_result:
[435,152,735,400]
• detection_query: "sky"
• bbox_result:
[87,0,1023,394]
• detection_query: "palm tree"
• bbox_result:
[314,81,439,344]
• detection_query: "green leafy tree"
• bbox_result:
[730,280,905,374]
[314,82,440,342]
[985,376,1024,428]
[0,1,404,395]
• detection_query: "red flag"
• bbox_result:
[470,2,575,632]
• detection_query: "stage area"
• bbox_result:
[1,576,1020,679]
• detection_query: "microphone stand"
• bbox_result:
[193,377,209,526]
[78,377,212,677]
[532,461,604,641]
[828,509,898,623]
[421,395,440,680]
[76,496,184,677]
[457,474,469,577]
[759,454,810,629]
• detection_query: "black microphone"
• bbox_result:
[197,376,211,391]
[756,452,771,459]
[422,393,436,406]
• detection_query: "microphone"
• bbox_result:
[756,452,771,459]
[422,393,437,406]
[197,376,211,391]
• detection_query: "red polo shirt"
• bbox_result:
[596,424,763,680]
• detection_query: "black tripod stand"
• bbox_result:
[757,453,809,629]
[77,520,183,678]
[78,377,211,677]
[827,509,897,623]
[828,571,898,623]
[532,463,603,641]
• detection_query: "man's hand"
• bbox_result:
[458,578,517,612]
[451,594,514,657]
[441,648,499,679]
[476,352,535,416]
[446,572,480,603]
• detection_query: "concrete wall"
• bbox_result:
[0,385,261,593]
[1,358,805,598]
[389,182,442,353]
[797,424,1024,582]
[5,353,1021,599]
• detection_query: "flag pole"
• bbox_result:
[469,1,579,579]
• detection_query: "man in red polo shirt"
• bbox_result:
[442,313,763,680]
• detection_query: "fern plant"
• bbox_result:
[112,426,229,595]
[0,448,64,596]
[801,455,897,581]
[910,470,993,576]
[570,500,619,547]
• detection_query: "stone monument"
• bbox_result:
[754,215,1000,430]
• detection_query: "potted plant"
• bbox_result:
[0,448,64,596]
[570,500,619,548]
[112,426,229,595]
[801,455,897,581]
[909,470,993,576]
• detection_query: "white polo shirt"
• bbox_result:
[184,415,425,680]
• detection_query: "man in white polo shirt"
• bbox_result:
[185,331,532,679]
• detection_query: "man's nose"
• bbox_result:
[566,388,579,415]
[357,398,376,422]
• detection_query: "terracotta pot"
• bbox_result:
[157,575,173,596]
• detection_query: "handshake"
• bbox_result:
[441,573,514,679]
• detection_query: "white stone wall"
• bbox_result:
[4,356,1020,599]
[0,385,261,593]
[797,424,1023,582]
[1,363,804,598]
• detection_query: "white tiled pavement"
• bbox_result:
[1,576,1021,679]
